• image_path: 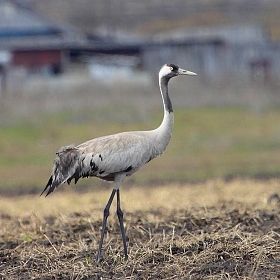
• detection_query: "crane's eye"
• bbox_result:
[169,67,173,71]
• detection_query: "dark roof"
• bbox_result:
[0,1,86,50]
[0,3,55,32]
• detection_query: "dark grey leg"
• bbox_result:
[96,189,116,262]
[116,189,128,260]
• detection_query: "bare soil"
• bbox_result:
[1,180,280,279]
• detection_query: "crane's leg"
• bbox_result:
[116,189,128,260]
[96,188,116,262]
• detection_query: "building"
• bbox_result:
[0,1,85,92]
[142,25,280,83]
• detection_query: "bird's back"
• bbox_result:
[77,131,159,180]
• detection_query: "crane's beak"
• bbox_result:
[178,68,197,76]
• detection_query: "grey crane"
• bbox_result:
[40,63,197,262]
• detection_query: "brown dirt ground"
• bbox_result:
[0,180,280,279]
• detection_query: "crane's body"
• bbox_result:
[41,63,197,262]
[46,121,172,190]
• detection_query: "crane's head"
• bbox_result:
[159,63,197,80]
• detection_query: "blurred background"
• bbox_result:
[1,0,280,195]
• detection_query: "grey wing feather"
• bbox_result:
[40,145,85,196]
[77,132,157,179]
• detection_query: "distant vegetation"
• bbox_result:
[34,0,280,40]
[1,91,280,195]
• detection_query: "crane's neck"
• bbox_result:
[160,77,173,113]
[150,75,174,154]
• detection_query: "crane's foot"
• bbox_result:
[96,253,103,263]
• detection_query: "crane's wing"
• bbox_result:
[40,145,85,196]
[41,132,158,196]
[77,132,157,180]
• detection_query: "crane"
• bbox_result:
[40,63,197,262]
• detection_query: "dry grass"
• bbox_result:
[1,179,280,279]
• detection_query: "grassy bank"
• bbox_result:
[1,106,280,194]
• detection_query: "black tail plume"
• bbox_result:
[40,145,83,197]
[40,176,54,197]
